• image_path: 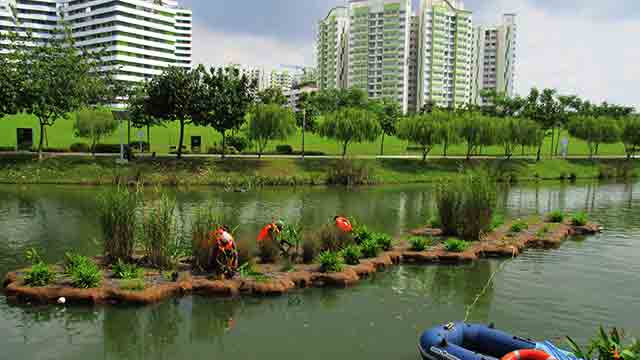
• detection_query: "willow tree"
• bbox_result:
[396,114,440,162]
[318,107,381,158]
[247,104,296,158]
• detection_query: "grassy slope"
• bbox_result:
[0,113,628,156]
[0,155,637,186]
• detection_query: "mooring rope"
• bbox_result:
[464,247,517,322]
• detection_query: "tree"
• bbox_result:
[0,32,23,118]
[318,107,381,158]
[19,27,109,159]
[568,116,621,159]
[477,117,497,156]
[457,113,492,159]
[515,118,542,156]
[73,108,119,155]
[396,114,440,162]
[369,98,400,156]
[247,104,296,158]
[497,118,519,159]
[258,87,288,106]
[127,86,164,150]
[432,110,460,157]
[195,66,258,158]
[144,66,201,158]
[622,117,640,159]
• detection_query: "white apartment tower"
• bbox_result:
[317,6,349,90]
[407,14,420,112]
[348,0,412,113]
[472,14,517,104]
[418,0,474,109]
[0,0,193,84]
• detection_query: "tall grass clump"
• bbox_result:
[24,249,54,287]
[571,212,588,226]
[547,210,565,223]
[318,251,344,273]
[314,224,355,252]
[99,186,140,263]
[190,204,219,271]
[340,245,362,265]
[409,236,431,251]
[435,170,497,241]
[444,239,470,253]
[141,193,181,269]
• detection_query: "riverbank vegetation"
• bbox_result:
[567,327,639,360]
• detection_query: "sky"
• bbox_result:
[179,0,640,109]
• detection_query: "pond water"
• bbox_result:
[0,182,639,360]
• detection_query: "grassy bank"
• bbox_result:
[0,155,638,186]
[0,113,629,157]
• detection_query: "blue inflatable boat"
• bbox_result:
[419,322,581,360]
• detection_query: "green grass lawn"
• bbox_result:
[0,112,628,157]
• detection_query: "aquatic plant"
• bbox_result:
[536,225,551,238]
[24,262,54,287]
[374,232,394,251]
[547,210,565,223]
[571,212,588,226]
[360,238,380,258]
[318,251,344,273]
[340,245,362,265]
[352,223,374,245]
[489,214,505,231]
[409,236,431,251]
[510,220,528,233]
[301,236,320,264]
[70,260,102,288]
[436,170,497,241]
[190,205,237,272]
[444,238,470,253]
[112,259,143,280]
[120,279,145,291]
[63,252,93,275]
[238,262,267,280]
[279,223,303,262]
[567,327,639,360]
[314,224,354,252]
[98,186,140,263]
[142,192,182,269]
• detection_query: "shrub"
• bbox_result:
[24,262,54,287]
[318,251,344,273]
[374,233,393,251]
[340,245,362,265]
[275,144,293,154]
[0,146,15,151]
[326,160,373,186]
[92,144,122,154]
[99,186,140,263]
[571,212,588,226]
[141,193,181,269]
[191,205,219,271]
[120,279,145,291]
[436,170,497,241]
[510,220,528,233]
[280,223,303,262]
[71,261,102,288]
[352,223,373,245]
[226,135,252,153]
[489,214,505,231]
[547,210,565,223]
[409,236,431,251]
[536,225,550,238]
[69,142,90,153]
[314,224,354,252]
[444,239,470,253]
[64,252,93,275]
[112,259,143,280]
[360,238,380,258]
[429,216,441,229]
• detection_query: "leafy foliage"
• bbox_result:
[444,239,470,253]
[397,114,440,161]
[24,262,54,287]
[318,107,381,158]
[340,245,362,265]
[112,259,143,280]
[571,212,588,226]
[369,98,400,156]
[510,220,528,233]
[141,193,182,269]
[326,160,373,186]
[409,236,431,251]
[489,214,505,231]
[360,238,381,258]
[352,223,374,245]
[566,327,639,360]
[73,108,119,154]
[64,252,93,275]
[70,260,102,289]
[318,251,344,273]
[548,210,565,223]
[247,104,297,157]
[568,116,621,159]
[621,117,640,159]
[374,233,393,251]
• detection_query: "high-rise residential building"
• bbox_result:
[0,0,193,84]
[315,0,516,112]
[471,14,517,104]
[417,0,474,109]
[348,0,411,113]
[317,6,349,90]
[269,69,293,92]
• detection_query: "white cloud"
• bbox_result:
[494,0,640,108]
[191,24,314,71]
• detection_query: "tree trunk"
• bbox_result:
[536,143,543,162]
[443,139,448,157]
[147,124,151,152]
[521,144,526,156]
[342,142,348,159]
[554,129,561,156]
[466,143,473,160]
[422,148,427,162]
[595,143,600,156]
[550,127,555,158]
[380,134,385,156]
[177,120,185,159]
[38,121,45,160]
[221,131,226,159]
